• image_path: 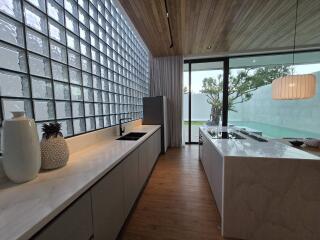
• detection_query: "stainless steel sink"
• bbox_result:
[117,132,146,141]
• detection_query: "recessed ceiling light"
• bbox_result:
[207,45,212,49]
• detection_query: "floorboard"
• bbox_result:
[119,145,229,240]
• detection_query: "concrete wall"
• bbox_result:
[183,94,211,121]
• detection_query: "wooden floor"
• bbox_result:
[119,145,227,240]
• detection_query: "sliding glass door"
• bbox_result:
[184,60,226,143]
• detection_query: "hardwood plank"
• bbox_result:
[118,0,320,57]
[118,145,232,240]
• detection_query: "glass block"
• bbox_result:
[84,102,94,116]
[110,103,115,114]
[101,67,107,79]
[53,0,63,6]
[26,0,45,12]
[31,77,53,99]
[29,54,51,78]
[110,114,115,125]
[0,70,29,97]
[95,116,103,129]
[79,8,89,26]
[104,116,110,127]
[0,13,24,47]
[90,33,98,49]
[80,40,90,57]
[79,24,90,42]
[89,19,98,35]
[78,0,89,12]
[52,61,68,82]
[67,32,80,52]
[89,3,97,20]
[94,90,102,102]
[65,13,78,35]
[103,104,109,115]
[48,19,66,44]
[82,72,92,87]
[71,85,83,100]
[73,118,85,134]
[54,82,70,100]
[65,0,78,18]
[34,100,55,121]
[92,62,100,76]
[26,28,49,56]
[68,50,81,69]
[94,103,103,115]
[72,102,84,117]
[69,67,82,85]
[24,3,47,34]
[2,98,32,119]
[83,87,94,102]
[91,48,99,62]
[47,0,64,25]
[50,40,67,63]
[0,0,22,21]
[86,117,95,131]
[81,56,92,73]
[59,119,73,136]
[56,101,71,119]
[0,42,27,72]
[93,76,101,89]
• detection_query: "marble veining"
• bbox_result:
[199,127,320,240]
[0,125,160,240]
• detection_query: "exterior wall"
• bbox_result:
[229,71,320,134]
[183,94,211,121]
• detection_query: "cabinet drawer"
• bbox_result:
[33,192,93,240]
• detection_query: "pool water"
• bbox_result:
[229,121,320,139]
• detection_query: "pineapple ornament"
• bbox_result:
[40,123,69,170]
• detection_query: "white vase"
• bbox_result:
[1,112,41,183]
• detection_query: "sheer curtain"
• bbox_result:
[150,55,183,147]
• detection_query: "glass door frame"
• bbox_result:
[184,57,229,144]
[184,49,320,144]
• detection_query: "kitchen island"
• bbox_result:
[199,126,320,240]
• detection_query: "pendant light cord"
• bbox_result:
[292,0,299,72]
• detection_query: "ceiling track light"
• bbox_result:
[164,0,174,48]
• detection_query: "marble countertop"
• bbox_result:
[200,127,320,160]
[0,125,160,240]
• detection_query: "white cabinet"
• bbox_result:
[123,150,140,218]
[34,128,162,240]
[34,192,93,240]
[91,164,125,240]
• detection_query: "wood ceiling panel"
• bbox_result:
[118,0,320,57]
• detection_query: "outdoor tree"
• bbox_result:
[201,66,291,125]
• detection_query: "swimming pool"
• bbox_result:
[229,121,320,139]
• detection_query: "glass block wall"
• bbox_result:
[0,0,150,137]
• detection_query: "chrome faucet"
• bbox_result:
[119,118,131,136]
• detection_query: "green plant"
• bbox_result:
[42,123,63,139]
[201,66,291,125]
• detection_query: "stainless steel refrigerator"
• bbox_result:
[142,96,168,153]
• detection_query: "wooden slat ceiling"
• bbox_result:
[118,0,320,57]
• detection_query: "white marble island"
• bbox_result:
[199,127,320,240]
